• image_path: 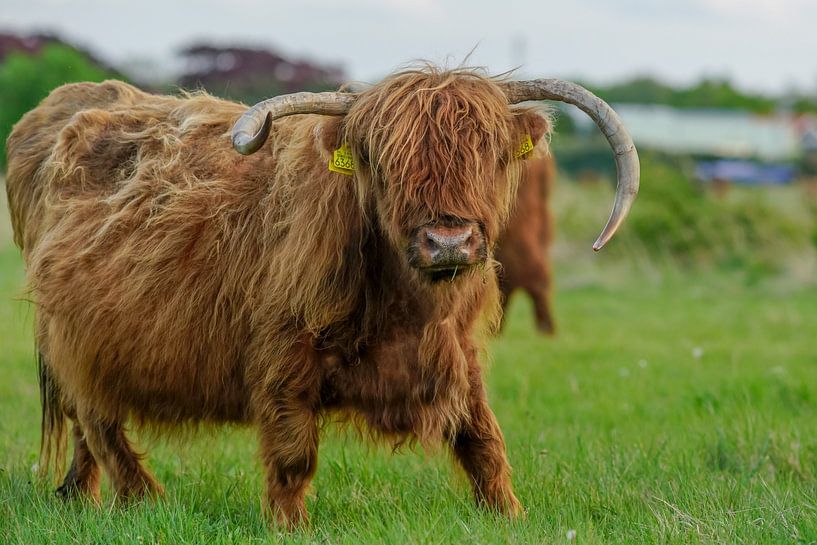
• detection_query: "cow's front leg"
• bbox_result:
[450,363,522,517]
[259,404,318,529]
[254,341,322,530]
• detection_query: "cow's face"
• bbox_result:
[333,70,549,283]
[235,68,638,264]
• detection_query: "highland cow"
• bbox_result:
[497,155,557,334]
[5,66,638,528]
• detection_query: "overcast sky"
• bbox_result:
[1,0,815,94]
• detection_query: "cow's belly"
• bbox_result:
[112,356,251,424]
[44,312,252,425]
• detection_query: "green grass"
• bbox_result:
[2,194,817,543]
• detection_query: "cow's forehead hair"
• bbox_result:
[342,66,516,186]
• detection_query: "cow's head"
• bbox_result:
[231,67,639,283]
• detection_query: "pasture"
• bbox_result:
[1,178,817,544]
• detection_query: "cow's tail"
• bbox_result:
[38,350,67,480]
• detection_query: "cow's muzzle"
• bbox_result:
[408,222,487,281]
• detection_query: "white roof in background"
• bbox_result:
[565,103,801,161]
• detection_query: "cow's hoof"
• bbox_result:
[55,483,75,501]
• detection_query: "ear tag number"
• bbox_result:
[514,134,534,159]
[329,144,355,175]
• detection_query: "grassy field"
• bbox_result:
[2,181,817,544]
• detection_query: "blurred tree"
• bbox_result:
[793,96,817,114]
[674,78,775,112]
[588,76,676,105]
[550,104,576,136]
[0,44,115,170]
[177,44,346,105]
[588,75,781,113]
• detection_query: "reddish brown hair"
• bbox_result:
[6,67,550,528]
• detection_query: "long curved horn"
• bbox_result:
[232,92,357,155]
[500,80,639,251]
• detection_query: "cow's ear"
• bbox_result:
[511,109,550,155]
[314,116,344,160]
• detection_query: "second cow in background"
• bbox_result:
[496,155,557,335]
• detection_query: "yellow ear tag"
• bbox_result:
[329,144,355,175]
[514,134,534,159]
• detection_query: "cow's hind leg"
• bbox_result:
[55,422,101,502]
[450,360,521,517]
[78,412,162,501]
[527,282,555,335]
[497,276,514,333]
[523,258,555,335]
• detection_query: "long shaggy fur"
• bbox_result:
[5,66,550,527]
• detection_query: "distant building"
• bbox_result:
[694,160,797,185]
[566,103,802,161]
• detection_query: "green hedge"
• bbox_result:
[0,44,115,171]
[621,157,814,272]
[554,153,817,276]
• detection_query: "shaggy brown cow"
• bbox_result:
[5,65,638,529]
[496,155,557,334]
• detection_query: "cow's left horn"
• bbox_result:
[232,92,357,155]
[500,79,639,251]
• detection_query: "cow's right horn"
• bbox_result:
[500,79,640,251]
[232,92,357,155]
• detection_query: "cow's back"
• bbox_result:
[5,81,264,421]
[5,81,249,252]
[8,81,147,251]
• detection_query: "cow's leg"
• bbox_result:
[527,282,555,335]
[55,422,101,502]
[450,362,521,517]
[497,276,514,332]
[523,260,555,335]
[255,341,321,529]
[78,411,162,501]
